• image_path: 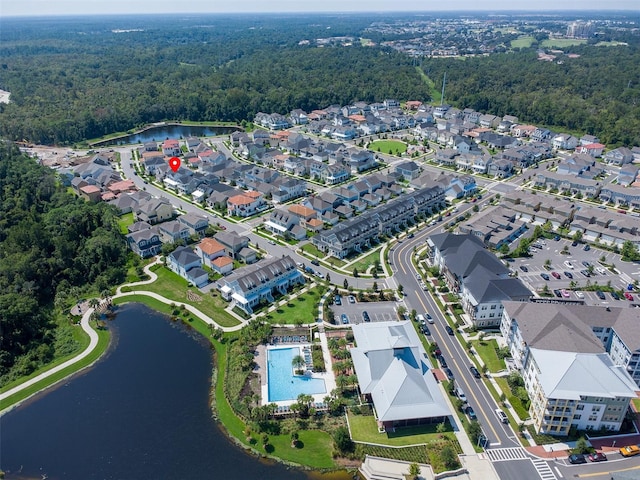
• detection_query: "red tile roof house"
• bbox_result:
[79,184,102,202]
[162,139,181,157]
[226,191,264,217]
[195,238,226,269]
[211,256,234,275]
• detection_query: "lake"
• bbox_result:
[0,304,349,480]
[92,124,239,146]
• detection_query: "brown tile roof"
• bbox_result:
[198,238,225,255]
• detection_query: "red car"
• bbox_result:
[587,452,607,462]
[551,271,561,279]
[625,292,634,301]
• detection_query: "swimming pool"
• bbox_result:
[267,347,326,402]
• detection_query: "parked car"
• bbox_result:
[445,325,454,336]
[581,261,591,268]
[540,273,550,281]
[568,454,587,464]
[311,259,320,266]
[494,408,508,424]
[444,367,454,380]
[348,295,356,304]
[575,291,585,299]
[551,271,561,279]
[596,291,606,300]
[587,452,607,462]
[519,265,529,272]
[583,244,591,251]
[554,235,561,241]
[437,355,448,369]
[572,241,578,247]
[334,295,342,305]
[455,387,466,401]
[416,314,425,323]
[421,325,431,336]
[564,271,573,279]
[469,365,481,378]
[426,313,434,324]
[415,273,422,281]
[625,292,634,301]
[620,445,640,457]
[561,289,571,298]
[466,405,477,420]
[611,291,620,300]
[363,311,370,322]
[580,269,591,277]
[564,260,574,269]
[553,289,562,298]
[340,314,349,325]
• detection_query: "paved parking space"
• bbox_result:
[331,300,399,325]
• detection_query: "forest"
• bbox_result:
[0,14,638,146]
[0,142,128,383]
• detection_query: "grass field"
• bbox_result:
[349,248,383,275]
[415,67,441,104]
[348,412,451,446]
[541,38,587,48]
[472,339,505,373]
[117,212,135,234]
[511,36,534,48]
[369,140,407,156]
[300,243,324,258]
[119,266,241,328]
[265,286,325,325]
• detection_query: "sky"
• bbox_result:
[1,0,638,17]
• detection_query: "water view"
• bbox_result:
[93,124,239,146]
[267,346,327,402]
[0,304,330,480]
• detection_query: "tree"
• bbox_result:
[408,463,420,480]
[574,437,590,454]
[343,278,349,289]
[621,240,640,261]
[397,284,404,295]
[262,433,270,449]
[333,426,354,454]
[353,268,359,278]
[292,354,305,372]
[499,243,509,255]
[468,420,482,445]
[372,281,378,292]
[544,259,551,269]
[290,431,299,448]
[573,230,583,243]
[325,273,331,284]
[441,445,459,470]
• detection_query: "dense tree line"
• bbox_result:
[422,45,640,147]
[0,142,128,380]
[0,15,638,147]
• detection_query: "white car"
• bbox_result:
[564,261,574,269]
[575,291,585,299]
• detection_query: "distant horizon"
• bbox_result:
[1,0,638,19]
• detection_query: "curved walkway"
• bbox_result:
[0,304,99,406]
[1,257,247,409]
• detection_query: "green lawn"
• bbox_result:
[119,266,241,328]
[495,377,530,420]
[348,412,451,446]
[117,212,135,234]
[633,398,640,411]
[0,322,110,409]
[265,286,325,325]
[472,339,506,373]
[300,243,324,258]
[511,36,534,48]
[369,140,407,156]
[541,38,587,48]
[349,248,382,274]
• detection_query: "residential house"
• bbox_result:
[395,161,421,180]
[605,147,634,166]
[227,191,264,217]
[158,220,191,244]
[126,227,162,258]
[134,197,174,225]
[214,230,250,259]
[219,255,304,314]
[349,321,450,431]
[162,139,181,157]
[167,246,209,288]
[211,256,234,275]
[79,185,102,202]
[178,212,209,237]
[577,143,605,158]
[195,237,227,269]
[552,134,579,151]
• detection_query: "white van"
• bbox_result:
[456,387,466,401]
[416,314,426,324]
[494,408,508,424]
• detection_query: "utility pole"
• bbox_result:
[441,72,447,106]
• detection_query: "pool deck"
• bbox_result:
[256,334,337,407]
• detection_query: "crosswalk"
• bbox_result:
[531,458,558,480]
[484,447,529,462]
[484,448,558,480]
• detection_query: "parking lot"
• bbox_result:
[509,237,640,306]
[331,299,399,325]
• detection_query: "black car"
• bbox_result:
[596,290,606,300]
[583,244,591,251]
[519,265,529,272]
[438,355,448,369]
[445,325,455,336]
[572,241,578,247]
[580,269,591,277]
[568,454,587,465]
[363,311,370,322]
[540,273,550,281]
[582,261,591,268]
[466,405,477,420]
[444,367,454,380]
[553,289,562,298]
[469,365,481,378]
[422,325,431,336]
[311,259,320,266]
[554,235,561,241]
[564,271,573,279]
[611,291,620,300]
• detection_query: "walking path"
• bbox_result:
[1,257,249,411]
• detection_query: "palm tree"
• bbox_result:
[292,355,305,372]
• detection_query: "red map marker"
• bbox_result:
[169,157,181,172]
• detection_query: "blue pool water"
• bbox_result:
[267,347,326,402]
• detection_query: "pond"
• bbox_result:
[92,124,240,146]
[0,304,348,480]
